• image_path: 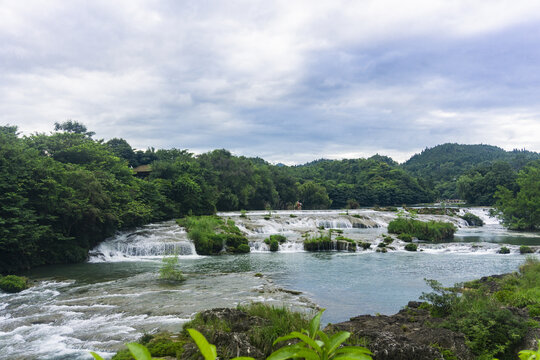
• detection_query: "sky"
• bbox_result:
[1,0,540,164]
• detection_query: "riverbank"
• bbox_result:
[109,258,540,360]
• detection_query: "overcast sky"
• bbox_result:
[2,1,540,163]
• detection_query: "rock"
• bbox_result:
[329,302,474,360]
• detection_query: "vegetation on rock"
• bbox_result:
[388,218,456,241]
[0,275,28,293]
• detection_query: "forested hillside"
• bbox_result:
[0,123,433,273]
[402,143,540,199]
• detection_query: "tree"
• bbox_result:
[54,120,95,137]
[495,161,540,230]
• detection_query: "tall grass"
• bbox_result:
[388,218,456,241]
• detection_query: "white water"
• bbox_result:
[86,208,539,261]
[3,208,540,359]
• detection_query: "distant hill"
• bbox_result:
[401,143,540,198]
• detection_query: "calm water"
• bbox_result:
[1,208,539,359]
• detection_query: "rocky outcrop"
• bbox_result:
[329,301,474,360]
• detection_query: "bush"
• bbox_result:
[177,216,248,255]
[236,244,251,253]
[397,233,413,242]
[159,255,185,282]
[269,239,279,252]
[359,242,371,250]
[498,246,510,254]
[404,243,417,252]
[460,212,484,226]
[388,218,456,241]
[304,233,333,251]
[520,246,534,254]
[0,275,28,293]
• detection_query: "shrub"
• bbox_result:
[0,275,28,293]
[460,213,484,227]
[304,233,333,251]
[520,246,534,254]
[159,255,185,282]
[404,243,417,252]
[388,218,456,241]
[359,242,371,250]
[397,233,413,242]
[269,239,279,252]
[498,246,510,254]
[269,234,287,243]
[237,244,251,253]
[177,216,248,255]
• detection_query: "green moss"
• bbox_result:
[388,218,456,241]
[520,246,534,254]
[404,243,417,252]
[269,239,279,252]
[397,233,413,242]
[236,244,250,253]
[0,275,28,293]
[498,246,510,254]
[460,212,484,227]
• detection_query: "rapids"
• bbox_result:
[1,207,539,359]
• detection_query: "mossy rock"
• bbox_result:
[236,244,251,253]
[520,246,534,254]
[397,233,413,242]
[498,246,510,254]
[269,239,279,252]
[0,275,28,293]
[404,243,418,252]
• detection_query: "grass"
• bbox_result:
[304,232,333,251]
[238,303,310,356]
[421,257,540,360]
[388,218,456,241]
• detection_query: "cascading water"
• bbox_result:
[89,220,198,262]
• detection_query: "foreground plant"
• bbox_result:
[91,343,165,360]
[518,340,540,360]
[267,309,372,360]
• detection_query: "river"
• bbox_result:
[1,208,539,359]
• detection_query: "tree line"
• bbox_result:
[1,123,538,273]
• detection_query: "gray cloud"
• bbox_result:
[1,0,540,164]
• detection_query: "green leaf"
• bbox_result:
[273,331,322,353]
[231,357,257,360]
[187,328,218,360]
[317,330,329,344]
[89,352,106,360]
[126,343,152,360]
[333,354,373,360]
[309,309,325,338]
[335,346,372,355]
[267,345,319,360]
[326,331,351,354]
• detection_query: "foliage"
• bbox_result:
[518,340,540,360]
[520,246,534,254]
[177,216,250,255]
[397,233,413,242]
[159,255,185,282]
[495,161,540,230]
[404,243,417,251]
[460,212,484,226]
[304,233,333,251]
[402,143,539,199]
[0,275,28,293]
[269,309,372,360]
[456,161,517,205]
[498,246,510,254]
[388,218,456,241]
[421,259,540,359]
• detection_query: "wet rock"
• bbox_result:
[330,301,474,360]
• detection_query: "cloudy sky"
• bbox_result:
[2,0,540,163]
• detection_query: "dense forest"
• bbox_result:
[1,122,539,273]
